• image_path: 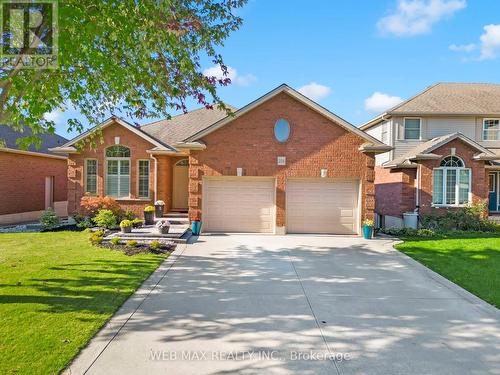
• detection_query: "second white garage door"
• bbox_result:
[287,179,359,234]
[203,178,275,233]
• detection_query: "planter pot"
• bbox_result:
[155,205,164,218]
[157,226,170,235]
[363,225,373,239]
[121,226,132,233]
[191,220,202,235]
[144,211,154,225]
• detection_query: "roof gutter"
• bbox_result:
[1,147,68,159]
[360,112,390,130]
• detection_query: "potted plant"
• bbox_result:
[191,213,202,235]
[120,219,133,233]
[154,200,165,218]
[144,205,155,225]
[362,218,374,239]
[132,218,143,228]
[156,220,171,234]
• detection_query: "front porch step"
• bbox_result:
[104,228,191,244]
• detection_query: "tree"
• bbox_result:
[0,0,246,148]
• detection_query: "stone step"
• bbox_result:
[104,230,191,244]
[164,212,189,218]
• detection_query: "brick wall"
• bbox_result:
[418,139,488,214]
[188,92,375,229]
[0,151,67,215]
[374,166,416,217]
[67,122,159,216]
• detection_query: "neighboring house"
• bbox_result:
[51,84,390,234]
[361,83,500,228]
[0,126,68,224]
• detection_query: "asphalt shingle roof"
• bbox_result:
[389,83,500,115]
[0,125,67,155]
[140,106,235,144]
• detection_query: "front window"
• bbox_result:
[85,159,97,195]
[138,160,150,198]
[105,146,130,198]
[432,156,471,206]
[483,119,500,140]
[404,118,421,140]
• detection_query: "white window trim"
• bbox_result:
[482,118,500,141]
[84,158,98,195]
[489,173,496,193]
[137,159,150,199]
[105,157,131,199]
[432,166,472,207]
[403,117,422,141]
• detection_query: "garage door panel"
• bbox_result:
[287,180,358,234]
[203,178,275,233]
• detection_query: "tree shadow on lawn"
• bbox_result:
[0,258,163,315]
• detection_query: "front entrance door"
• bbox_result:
[489,172,499,212]
[172,159,189,210]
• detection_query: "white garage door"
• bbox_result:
[203,178,275,233]
[287,179,359,234]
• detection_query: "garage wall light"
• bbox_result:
[236,167,243,176]
[321,169,328,178]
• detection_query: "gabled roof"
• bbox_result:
[0,125,67,158]
[141,105,235,145]
[183,84,390,152]
[384,132,499,168]
[361,82,500,130]
[50,116,175,154]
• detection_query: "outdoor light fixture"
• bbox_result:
[236,167,243,176]
[277,156,286,166]
[321,169,328,178]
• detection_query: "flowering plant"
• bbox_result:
[192,213,201,221]
[154,200,165,206]
[362,219,375,227]
[144,205,155,212]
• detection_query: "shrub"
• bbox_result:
[420,203,496,232]
[120,220,133,228]
[74,214,94,229]
[110,237,120,246]
[122,209,136,221]
[80,194,122,218]
[89,230,104,244]
[144,205,155,213]
[381,227,424,237]
[149,240,161,250]
[93,209,118,229]
[125,240,138,248]
[39,208,60,229]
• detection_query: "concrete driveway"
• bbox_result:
[67,235,500,375]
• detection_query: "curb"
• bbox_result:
[63,242,188,375]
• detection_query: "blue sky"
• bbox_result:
[52,0,500,138]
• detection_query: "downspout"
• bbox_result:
[150,154,158,203]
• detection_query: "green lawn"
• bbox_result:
[0,231,168,375]
[395,232,500,308]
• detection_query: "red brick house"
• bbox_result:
[361,83,500,228]
[51,84,390,234]
[0,126,68,224]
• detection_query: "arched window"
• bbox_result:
[440,156,464,168]
[105,146,130,198]
[433,155,470,206]
[175,159,189,167]
[106,145,130,158]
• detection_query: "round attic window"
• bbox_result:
[274,119,290,142]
